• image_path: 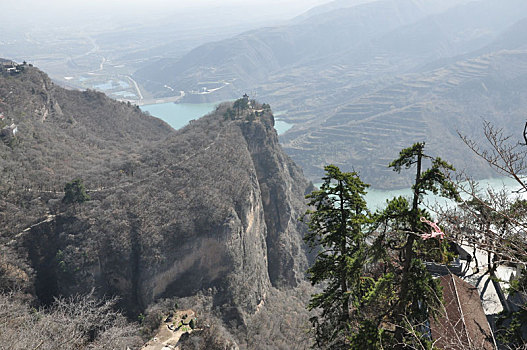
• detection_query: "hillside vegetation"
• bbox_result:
[0,65,314,349]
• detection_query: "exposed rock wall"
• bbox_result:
[121,110,313,320]
[240,114,311,288]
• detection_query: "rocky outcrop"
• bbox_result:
[120,108,313,321]
[240,114,312,288]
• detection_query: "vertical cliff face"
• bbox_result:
[138,179,272,319]
[118,109,313,321]
[240,115,311,288]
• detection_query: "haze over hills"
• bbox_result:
[0,0,331,103]
[134,0,527,187]
[292,0,470,21]
[134,0,461,98]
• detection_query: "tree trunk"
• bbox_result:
[395,147,422,346]
[339,180,349,326]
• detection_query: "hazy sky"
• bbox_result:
[2,0,334,32]
[1,0,335,63]
[78,0,331,8]
[6,0,333,18]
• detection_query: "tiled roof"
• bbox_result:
[430,274,496,350]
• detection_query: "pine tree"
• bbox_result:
[62,178,90,205]
[303,165,370,349]
[381,142,459,347]
[303,146,459,349]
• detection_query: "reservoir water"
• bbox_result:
[141,102,218,130]
[275,119,293,134]
[315,176,526,212]
[140,102,293,135]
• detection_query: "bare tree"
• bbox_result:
[442,122,527,266]
[431,121,527,349]
[0,291,142,350]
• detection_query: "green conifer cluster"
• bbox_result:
[303,143,460,349]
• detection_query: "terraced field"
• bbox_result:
[280,50,527,187]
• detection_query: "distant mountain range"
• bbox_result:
[134,0,527,187]
[135,0,461,97]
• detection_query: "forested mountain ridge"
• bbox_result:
[1,64,314,348]
[0,64,172,235]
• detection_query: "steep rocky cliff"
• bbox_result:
[239,117,313,288]
[0,65,313,330]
